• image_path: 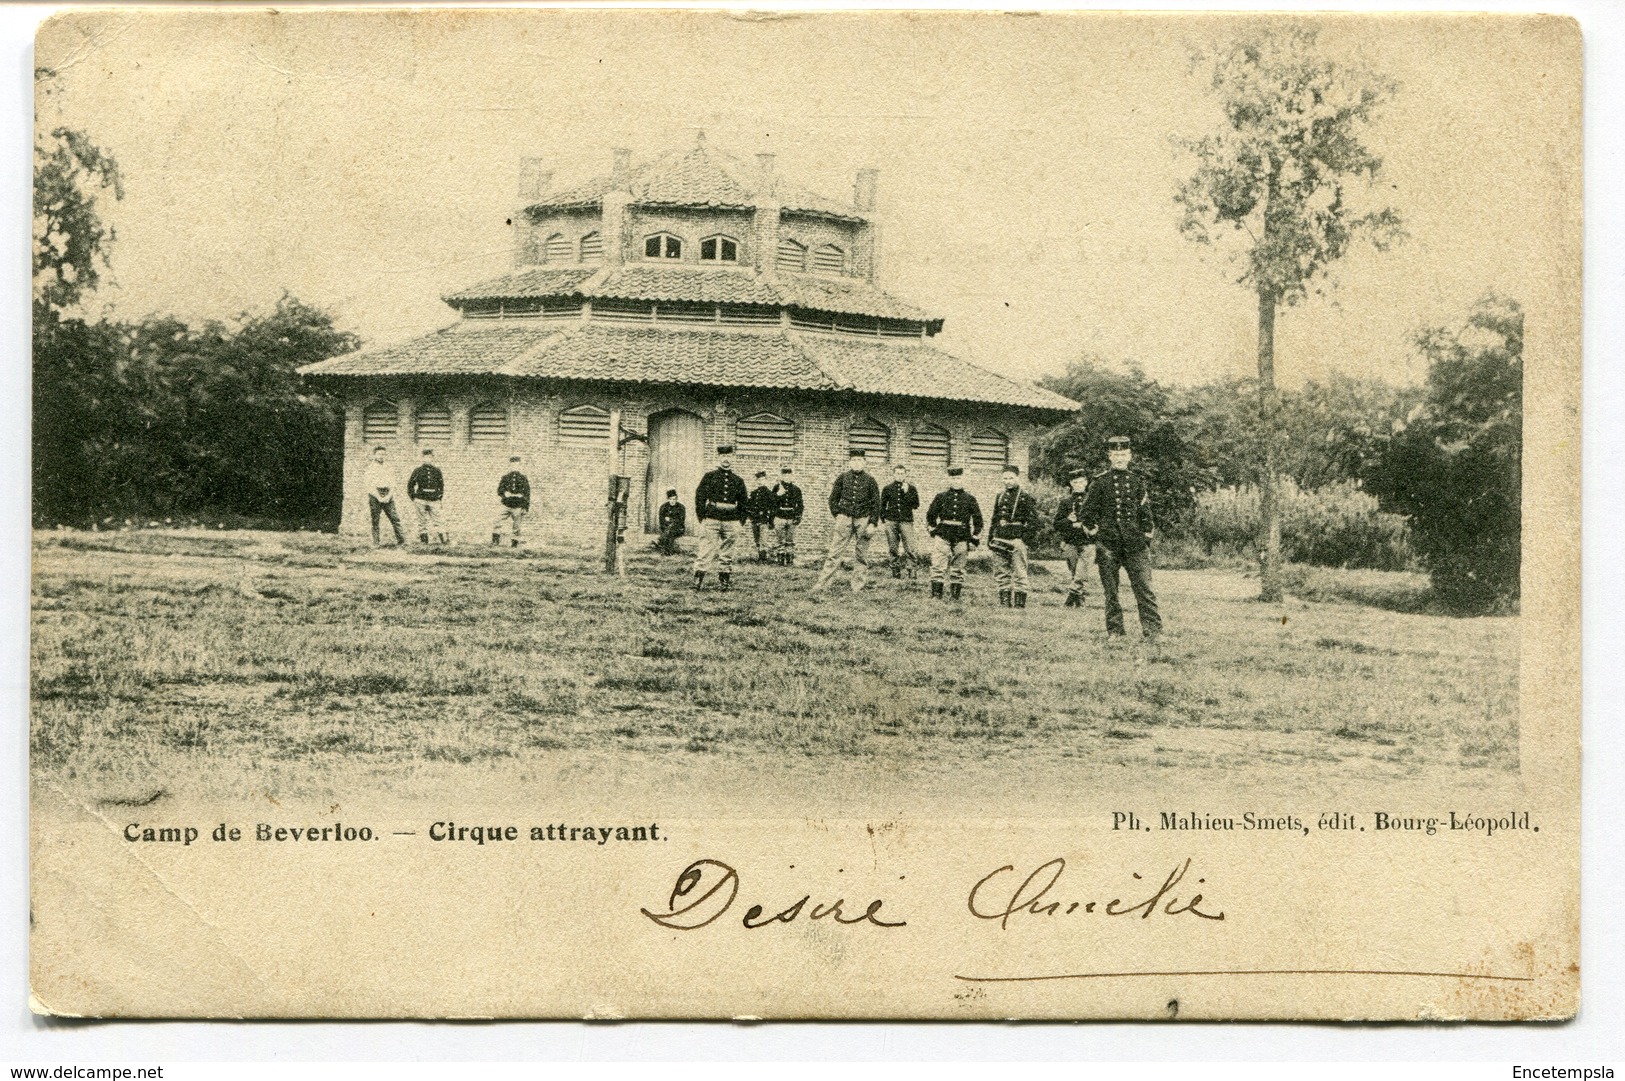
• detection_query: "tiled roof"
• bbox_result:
[443,267,598,303]
[300,322,1077,413]
[529,143,866,222]
[441,264,934,323]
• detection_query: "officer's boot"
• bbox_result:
[491,533,501,546]
[930,581,944,600]
[693,572,706,591]
[418,532,429,545]
[1015,591,1028,609]
[719,572,732,592]
[891,560,902,580]
[1064,591,1079,608]
[998,589,1012,607]
[949,583,963,602]
[511,538,520,548]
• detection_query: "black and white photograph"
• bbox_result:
[25,8,1581,1023]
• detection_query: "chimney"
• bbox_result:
[518,158,552,201]
[853,168,879,213]
[611,148,633,185]
[756,153,778,195]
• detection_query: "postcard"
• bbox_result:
[28,8,1580,1019]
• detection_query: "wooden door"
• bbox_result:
[645,410,706,530]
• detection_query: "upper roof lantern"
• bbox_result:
[524,139,875,223]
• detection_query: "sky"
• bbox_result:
[35,10,1577,388]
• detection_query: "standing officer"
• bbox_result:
[654,488,687,555]
[747,470,777,563]
[492,455,530,547]
[1078,434,1162,639]
[880,463,923,580]
[407,447,448,546]
[771,466,804,566]
[693,444,748,591]
[1052,466,1094,608]
[364,444,407,547]
[812,450,881,593]
[925,466,983,601]
[988,463,1040,608]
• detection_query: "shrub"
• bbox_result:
[1187,479,1414,570]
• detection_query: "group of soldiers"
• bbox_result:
[680,435,1163,640]
[362,445,533,548]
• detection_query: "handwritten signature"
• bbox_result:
[639,856,1224,932]
[969,857,1225,928]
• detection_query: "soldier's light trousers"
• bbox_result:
[412,498,444,540]
[1096,546,1162,637]
[992,538,1030,592]
[1061,542,1094,596]
[884,521,923,569]
[774,519,797,560]
[694,519,741,573]
[492,506,526,541]
[813,515,872,591]
[929,536,971,585]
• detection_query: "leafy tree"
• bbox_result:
[1366,295,1522,613]
[33,69,122,321]
[1175,27,1404,600]
[1033,356,1210,529]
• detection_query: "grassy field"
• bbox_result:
[30,529,1519,810]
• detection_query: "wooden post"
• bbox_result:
[604,407,623,574]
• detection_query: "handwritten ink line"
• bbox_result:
[954,969,1534,984]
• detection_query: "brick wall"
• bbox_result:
[517,208,603,267]
[625,208,756,266]
[340,378,1044,547]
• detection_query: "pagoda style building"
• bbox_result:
[300,139,1078,543]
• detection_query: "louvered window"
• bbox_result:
[543,233,571,263]
[848,417,890,460]
[776,238,806,273]
[559,404,611,445]
[643,233,682,260]
[469,403,509,444]
[735,413,795,457]
[700,235,739,262]
[415,402,452,443]
[969,429,1009,468]
[362,401,399,443]
[812,244,845,275]
[909,424,951,466]
[580,231,602,262]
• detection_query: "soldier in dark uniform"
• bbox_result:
[1052,466,1094,608]
[771,466,804,566]
[492,455,530,548]
[407,447,448,546]
[1078,435,1162,639]
[693,444,748,591]
[925,466,984,601]
[654,488,686,556]
[747,470,777,563]
[988,463,1040,608]
[813,450,883,593]
[880,463,923,580]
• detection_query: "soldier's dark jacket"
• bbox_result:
[771,480,804,522]
[1079,467,1155,554]
[497,470,530,510]
[925,488,984,544]
[1053,487,1091,546]
[695,468,749,522]
[880,480,920,523]
[827,470,882,524]
[407,463,445,502]
[747,484,777,524]
[990,486,1041,543]
[658,501,687,534]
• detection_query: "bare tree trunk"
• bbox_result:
[1256,288,1283,602]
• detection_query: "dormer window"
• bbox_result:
[644,233,682,260]
[542,233,571,264]
[812,244,846,275]
[700,235,739,263]
[776,237,807,273]
[580,231,602,262]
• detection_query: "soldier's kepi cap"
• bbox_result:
[754,470,767,479]
[946,466,964,477]
[716,444,734,455]
[1068,466,1090,480]
[665,488,677,497]
[849,449,866,458]
[1105,435,1133,449]
[1003,463,1021,476]
[509,454,521,463]
[780,466,794,474]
